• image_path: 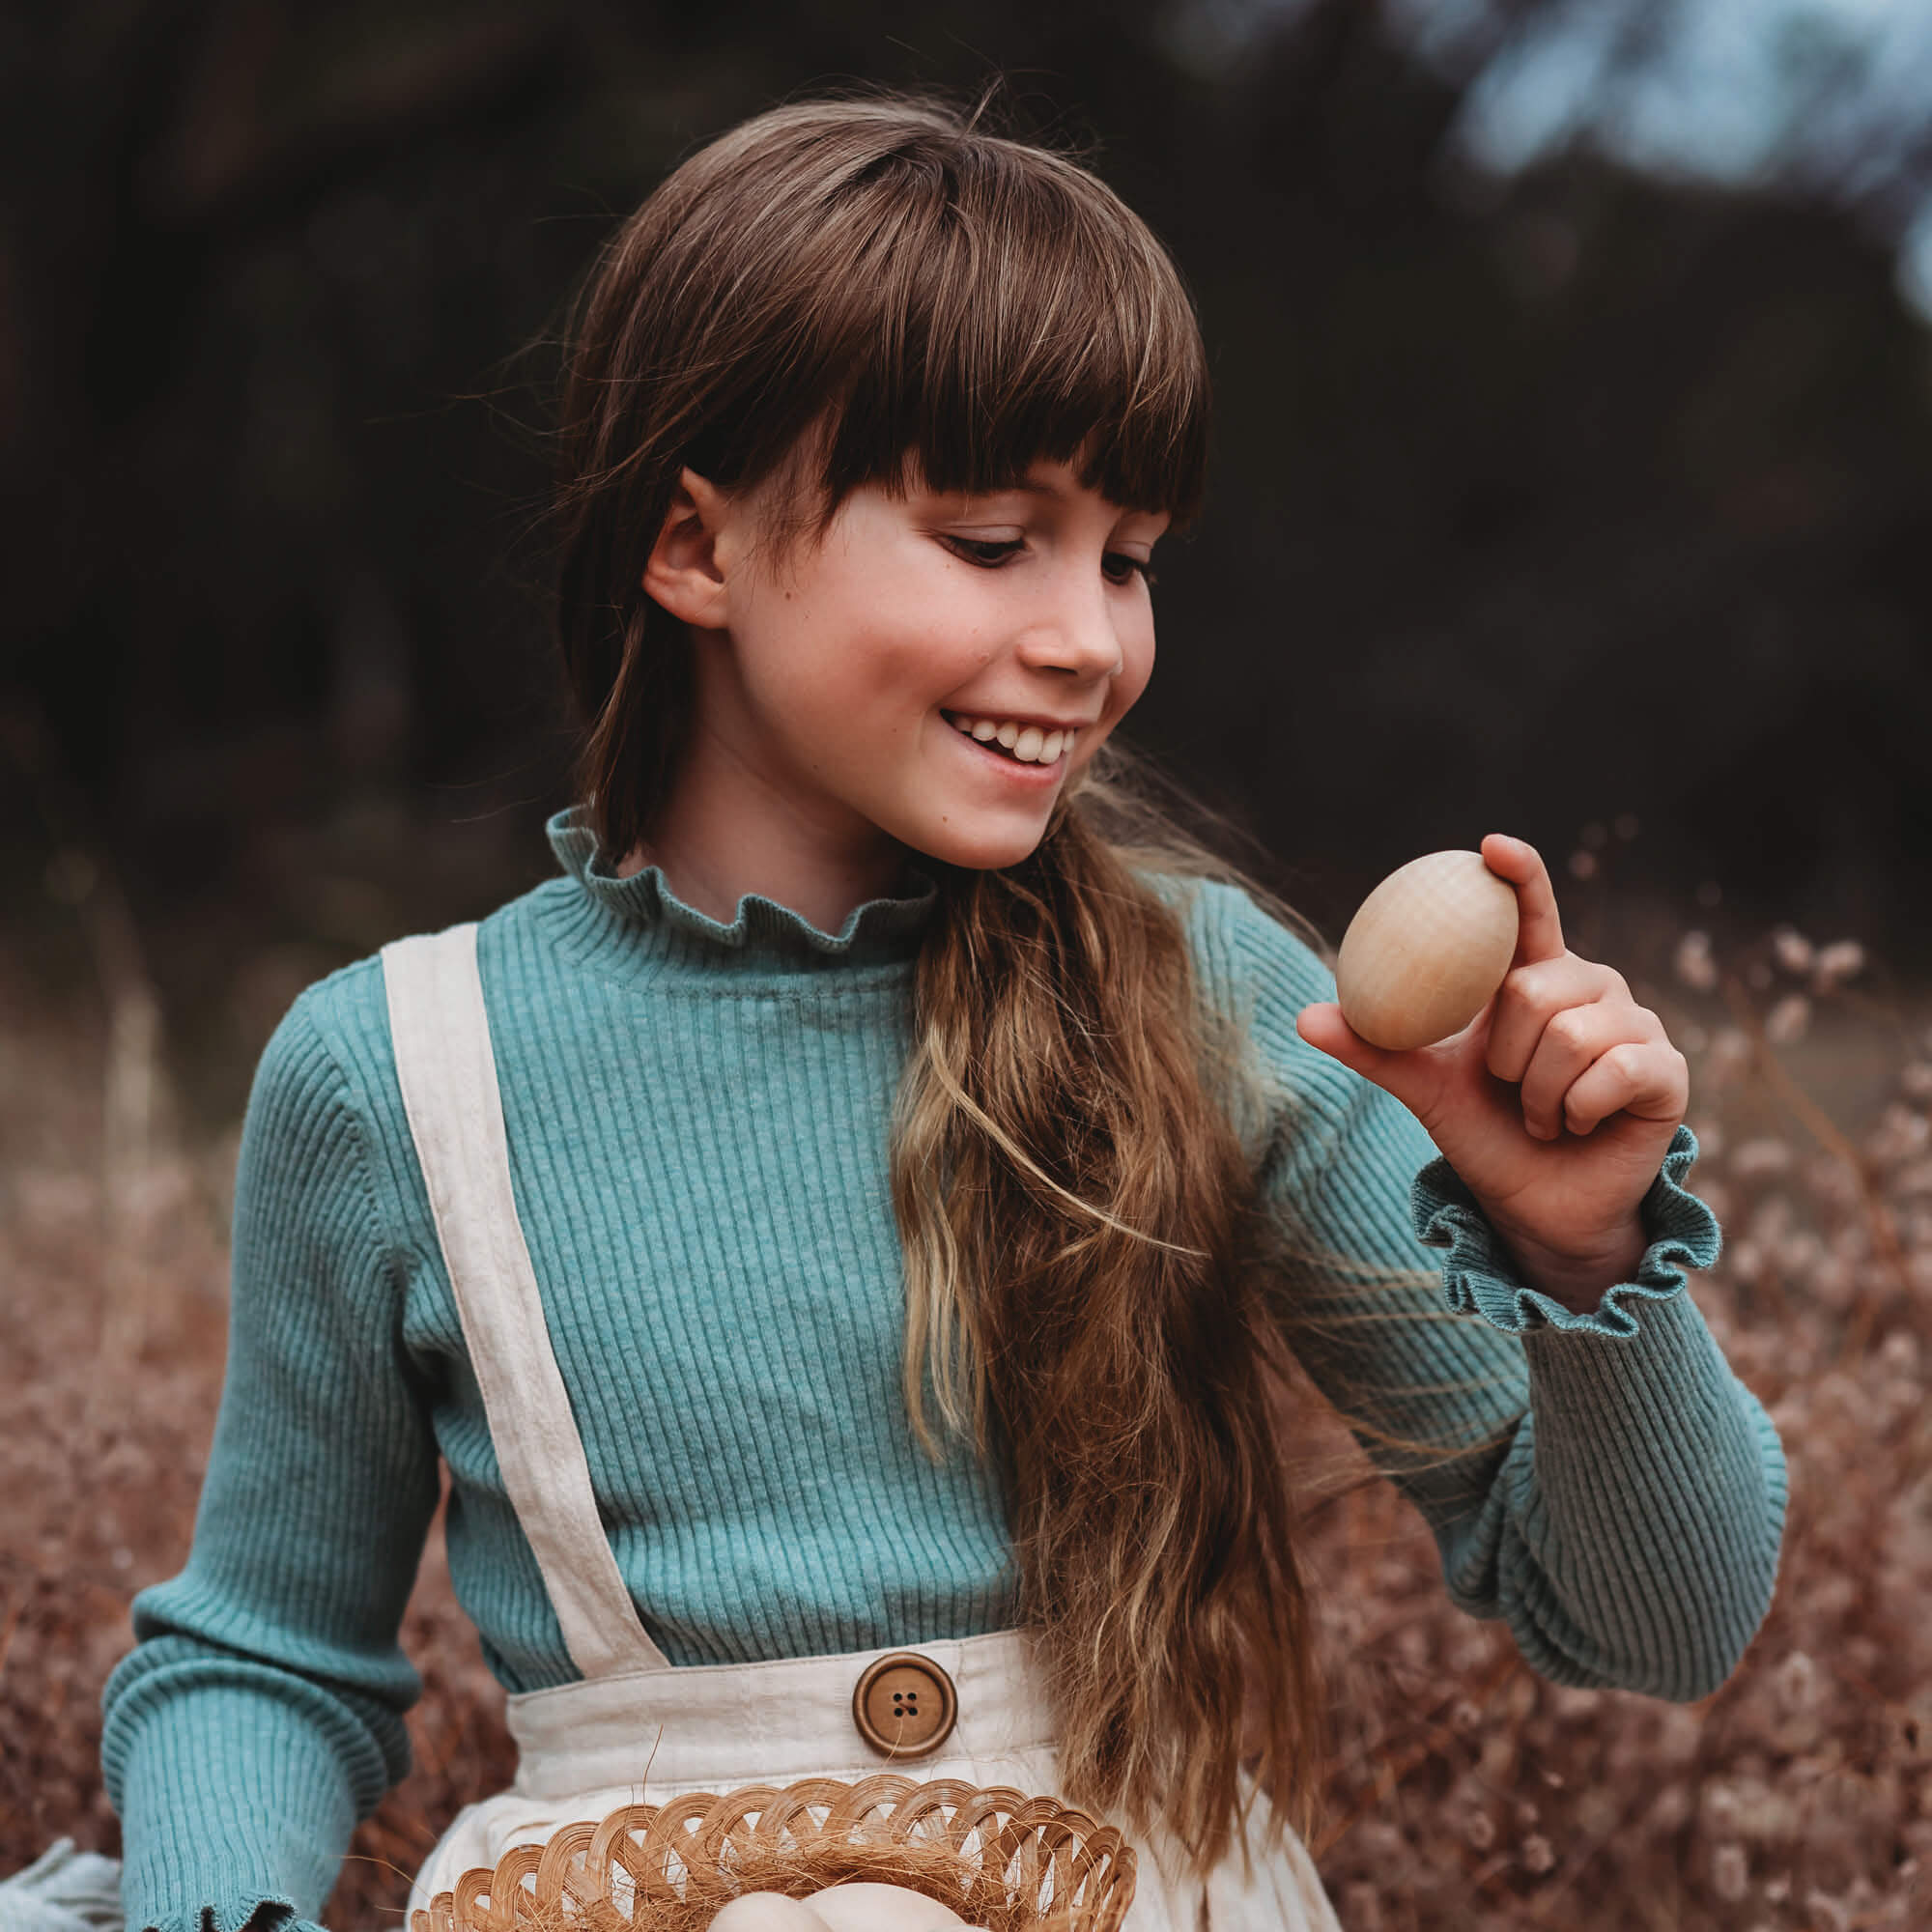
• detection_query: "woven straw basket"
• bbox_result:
[410,1774,1139,1932]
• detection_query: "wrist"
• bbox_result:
[1497,1216,1649,1315]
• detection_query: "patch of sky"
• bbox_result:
[1898,200,1932,321]
[1159,0,1932,320]
[1439,0,1922,192]
[1442,0,1628,180]
[1378,0,1518,74]
[1435,0,1932,317]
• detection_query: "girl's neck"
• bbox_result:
[616,754,917,936]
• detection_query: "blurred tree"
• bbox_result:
[3,0,1929,1101]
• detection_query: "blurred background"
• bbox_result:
[6,3,1932,1928]
[5,0,1932,1122]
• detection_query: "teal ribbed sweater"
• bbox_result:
[99,810,1786,1932]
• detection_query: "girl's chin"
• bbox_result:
[904,808,1054,874]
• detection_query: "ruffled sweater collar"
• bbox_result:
[544,805,939,980]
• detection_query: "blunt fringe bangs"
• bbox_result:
[669,100,1211,533]
[811,142,1211,526]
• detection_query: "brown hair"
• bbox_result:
[549,86,1463,1885]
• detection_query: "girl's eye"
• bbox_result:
[941,535,1156,586]
[942,536,1024,567]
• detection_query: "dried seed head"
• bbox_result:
[1710,1841,1749,1903]
[1773,927,1815,975]
[1812,940,1865,989]
[1675,930,1719,992]
[1773,1651,1820,1716]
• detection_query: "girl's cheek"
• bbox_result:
[1111,660,1153,720]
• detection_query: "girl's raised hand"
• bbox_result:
[1294,834,1689,1312]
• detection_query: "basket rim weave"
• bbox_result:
[411,1773,1138,1932]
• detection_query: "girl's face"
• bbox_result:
[658,456,1169,880]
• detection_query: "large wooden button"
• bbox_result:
[851,1650,958,1760]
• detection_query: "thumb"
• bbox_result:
[1294,1001,1431,1108]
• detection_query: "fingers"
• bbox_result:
[1511,997,1671,1139]
[1559,1036,1690,1135]
[1480,833,1566,966]
[1487,953,1634,1085]
[1295,1001,1402,1082]
[1295,1002,1445,1120]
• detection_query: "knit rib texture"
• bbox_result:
[98,808,1786,1932]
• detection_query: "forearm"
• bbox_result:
[1278,1091,1784,1697]
[1439,1293,1786,1698]
[103,1636,403,1932]
[99,987,440,1932]
[1409,1127,1787,1695]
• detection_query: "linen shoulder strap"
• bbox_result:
[381,922,670,1679]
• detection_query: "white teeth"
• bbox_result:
[947,713,1076,763]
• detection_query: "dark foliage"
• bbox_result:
[2,2,1931,1121]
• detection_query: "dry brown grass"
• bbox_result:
[3,888,1928,1932]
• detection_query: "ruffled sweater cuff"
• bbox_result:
[136,1902,315,1932]
[0,1845,317,1932]
[1409,1122,1719,1337]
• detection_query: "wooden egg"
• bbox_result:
[709,1886,980,1932]
[804,1883,979,1930]
[1334,850,1520,1051]
[709,1897,834,1932]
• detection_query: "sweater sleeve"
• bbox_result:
[1193,881,1786,1702]
[99,988,442,1932]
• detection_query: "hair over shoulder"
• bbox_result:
[550,86,1368,1883]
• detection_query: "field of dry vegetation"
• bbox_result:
[3,875,1928,1932]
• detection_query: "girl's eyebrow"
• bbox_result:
[971,478,1163,519]
[936,476,1167,527]
[942,478,1060,501]
[923,483,1054,516]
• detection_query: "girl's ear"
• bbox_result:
[641,468,736,629]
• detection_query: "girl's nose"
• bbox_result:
[1014,577,1126,681]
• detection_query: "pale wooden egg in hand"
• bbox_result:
[1334,850,1520,1051]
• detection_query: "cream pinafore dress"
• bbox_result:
[384,924,1340,1932]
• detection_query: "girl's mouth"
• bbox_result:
[941,711,1073,779]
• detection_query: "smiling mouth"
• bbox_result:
[942,712,1078,765]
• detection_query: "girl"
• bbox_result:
[98,91,1784,1932]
